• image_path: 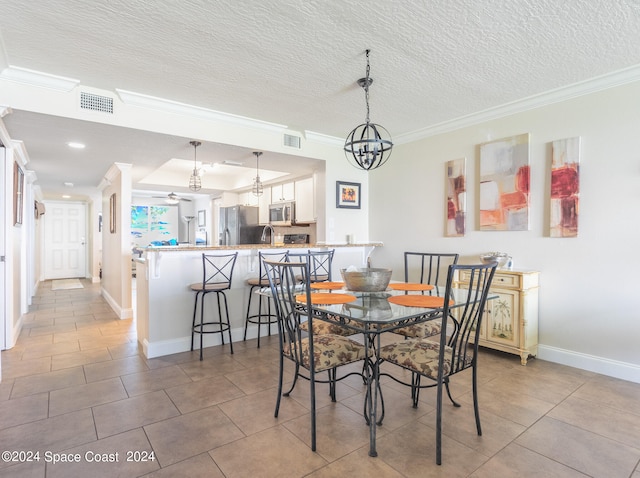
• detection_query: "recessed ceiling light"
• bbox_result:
[62,194,71,199]
[64,182,74,187]
[67,142,85,149]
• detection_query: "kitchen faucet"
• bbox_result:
[261,224,275,245]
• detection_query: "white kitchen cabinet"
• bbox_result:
[455,269,539,365]
[271,182,294,202]
[294,176,315,223]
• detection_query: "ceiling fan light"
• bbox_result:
[165,197,179,205]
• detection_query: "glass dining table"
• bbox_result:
[298,282,498,457]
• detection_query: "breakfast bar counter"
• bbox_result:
[135,242,382,358]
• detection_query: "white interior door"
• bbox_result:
[43,201,87,279]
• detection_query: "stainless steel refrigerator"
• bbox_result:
[218,205,262,245]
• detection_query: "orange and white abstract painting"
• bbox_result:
[550,137,580,237]
[479,133,530,231]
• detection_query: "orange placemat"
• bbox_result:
[296,293,357,305]
[389,282,435,291]
[388,295,453,308]
[310,281,345,290]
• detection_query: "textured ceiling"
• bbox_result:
[1,0,640,199]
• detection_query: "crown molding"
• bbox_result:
[115,89,287,134]
[395,63,640,144]
[304,130,343,146]
[0,66,79,92]
[0,105,13,148]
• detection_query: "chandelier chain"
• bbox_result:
[364,49,371,124]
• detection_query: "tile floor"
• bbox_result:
[1,279,639,477]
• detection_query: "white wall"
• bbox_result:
[369,80,640,382]
[101,162,133,319]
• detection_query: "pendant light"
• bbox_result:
[252,151,264,196]
[188,140,202,191]
[344,49,393,170]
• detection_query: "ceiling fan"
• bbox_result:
[152,192,192,204]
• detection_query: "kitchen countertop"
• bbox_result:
[137,242,383,252]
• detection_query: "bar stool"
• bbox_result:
[244,250,289,347]
[288,249,335,283]
[190,252,238,360]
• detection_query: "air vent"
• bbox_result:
[80,91,113,114]
[283,134,301,149]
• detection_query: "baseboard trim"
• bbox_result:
[143,327,246,359]
[100,287,133,319]
[537,344,640,384]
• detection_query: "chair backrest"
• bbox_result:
[202,252,238,289]
[258,250,289,281]
[404,252,459,286]
[308,249,334,282]
[439,262,497,377]
[286,249,334,282]
[263,259,314,368]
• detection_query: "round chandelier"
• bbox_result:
[188,140,202,191]
[344,49,393,171]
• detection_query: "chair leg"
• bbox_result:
[436,379,443,465]
[283,363,300,396]
[256,294,263,348]
[220,291,234,354]
[199,291,206,361]
[243,286,256,341]
[472,363,482,436]
[310,366,317,452]
[444,377,461,407]
[191,291,200,352]
[411,373,421,408]
[328,369,336,402]
[275,353,284,418]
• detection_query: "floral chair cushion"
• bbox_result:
[283,334,366,372]
[379,338,455,380]
[299,315,354,336]
[390,319,442,338]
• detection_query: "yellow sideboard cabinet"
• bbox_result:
[455,269,539,365]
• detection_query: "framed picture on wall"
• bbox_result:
[336,181,361,209]
[13,161,24,226]
[198,209,206,227]
[109,193,117,233]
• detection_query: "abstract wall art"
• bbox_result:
[445,158,466,237]
[479,133,530,231]
[130,204,178,246]
[550,137,580,237]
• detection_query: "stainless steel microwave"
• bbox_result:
[269,201,295,226]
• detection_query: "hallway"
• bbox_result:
[1,279,639,477]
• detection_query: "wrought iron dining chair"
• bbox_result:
[378,262,497,465]
[291,250,354,336]
[391,252,460,339]
[190,252,238,360]
[244,250,289,348]
[264,258,366,452]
